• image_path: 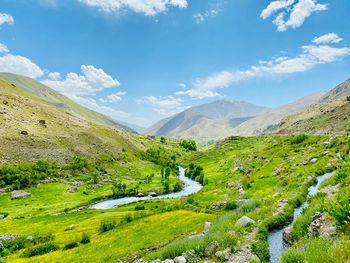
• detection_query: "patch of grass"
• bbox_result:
[99,220,118,233]
[21,243,59,258]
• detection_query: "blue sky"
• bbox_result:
[0,0,349,127]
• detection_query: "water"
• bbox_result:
[268,172,334,263]
[90,166,203,209]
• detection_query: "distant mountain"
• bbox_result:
[118,121,146,133]
[145,100,269,141]
[0,73,134,133]
[231,92,325,135]
[278,79,350,135]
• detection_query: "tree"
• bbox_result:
[180,139,197,151]
[160,137,166,143]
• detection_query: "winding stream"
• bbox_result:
[268,172,334,263]
[90,167,202,209]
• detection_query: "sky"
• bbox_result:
[0,0,349,127]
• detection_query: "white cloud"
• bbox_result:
[42,65,120,97]
[0,43,9,53]
[99,91,126,103]
[313,33,342,44]
[177,34,350,99]
[261,0,327,32]
[78,0,188,16]
[137,95,187,116]
[0,54,44,78]
[48,71,61,80]
[193,0,224,24]
[178,83,186,88]
[0,13,14,27]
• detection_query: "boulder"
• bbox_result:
[39,120,47,127]
[310,158,318,164]
[67,186,78,193]
[174,256,186,263]
[308,212,337,240]
[20,130,28,136]
[215,248,232,261]
[162,260,174,263]
[283,226,293,245]
[205,241,219,256]
[137,193,145,197]
[212,202,226,209]
[203,222,212,234]
[0,214,5,220]
[236,216,255,227]
[0,234,21,241]
[227,245,259,263]
[149,192,158,197]
[26,236,34,242]
[11,190,32,199]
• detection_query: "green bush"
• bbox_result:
[280,249,305,263]
[251,240,270,263]
[63,241,80,250]
[240,197,263,213]
[173,181,183,192]
[180,139,197,151]
[134,204,145,211]
[225,200,238,210]
[99,221,117,233]
[80,233,90,244]
[21,243,59,258]
[290,134,308,145]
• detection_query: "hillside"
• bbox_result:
[278,79,350,135]
[231,92,325,136]
[145,100,269,141]
[0,73,133,132]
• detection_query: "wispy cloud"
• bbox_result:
[99,91,126,103]
[261,0,327,32]
[193,0,225,24]
[137,95,187,116]
[313,33,342,44]
[0,13,14,27]
[0,43,9,53]
[177,34,350,99]
[78,0,188,16]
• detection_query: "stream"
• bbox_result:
[90,166,202,209]
[267,172,334,263]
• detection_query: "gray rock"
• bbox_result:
[215,248,232,261]
[203,222,212,234]
[212,202,226,209]
[227,245,259,263]
[0,234,21,241]
[67,186,78,193]
[149,192,158,197]
[0,214,5,220]
[26,236,34,242]
[174,256,186,263]
[137,193,145,197]
[162,260,174,263]
[310,158,318,164]
[283,226,293,245]
[236,216,255,227]
[308,212,337,240]
[205,241,219,256]
[11,190,32,199]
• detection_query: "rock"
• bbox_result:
[212,202,226,209]
[205,241,219,256]
[203,222,212,234]
[320,184,339,199]
[0,240,4,250]
[227,245,259,263]
[67,186,78,193]
[67,224,75,231]
[308,212,337,240]
[26,236,34,242]
[283,226,293,245]
[0,234,21,241]
[11,190,32,199]
[174,256,186,263]
[310,158,318,164]
[0,214,5,220]
[137,193,145,197]
[162,260,174,263]
[20,130,28,136]
[39,120,47,127]
[149,192,158,197]
[236,216,255,227]
[215,248,232,261]
[226,181,236,189]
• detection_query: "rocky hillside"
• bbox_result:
[231,92,325,136]
[278,79,350,135]
[0,76,153,164]
[145,100,268,141]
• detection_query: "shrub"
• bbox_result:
[99,221,117,233]
[80,233,90,244]
[173,181,183,192]
[123,214,134,223]
[251,240,270,263]
[290,134,308,145]
[280,249,305,263]
[63,241,80,250]
[180,139,197,151]
[134,204,145,211]
[240,197,263,213]
[21,243,59,258]
[225,200,238,210]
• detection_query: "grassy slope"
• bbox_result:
[0,73,132,132]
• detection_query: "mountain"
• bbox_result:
[0,73,134,133]
[0,74,152,164]
[231,92,325,135]
[118,121,146,133]
[278,79,350,135]
[145,100,269,141]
